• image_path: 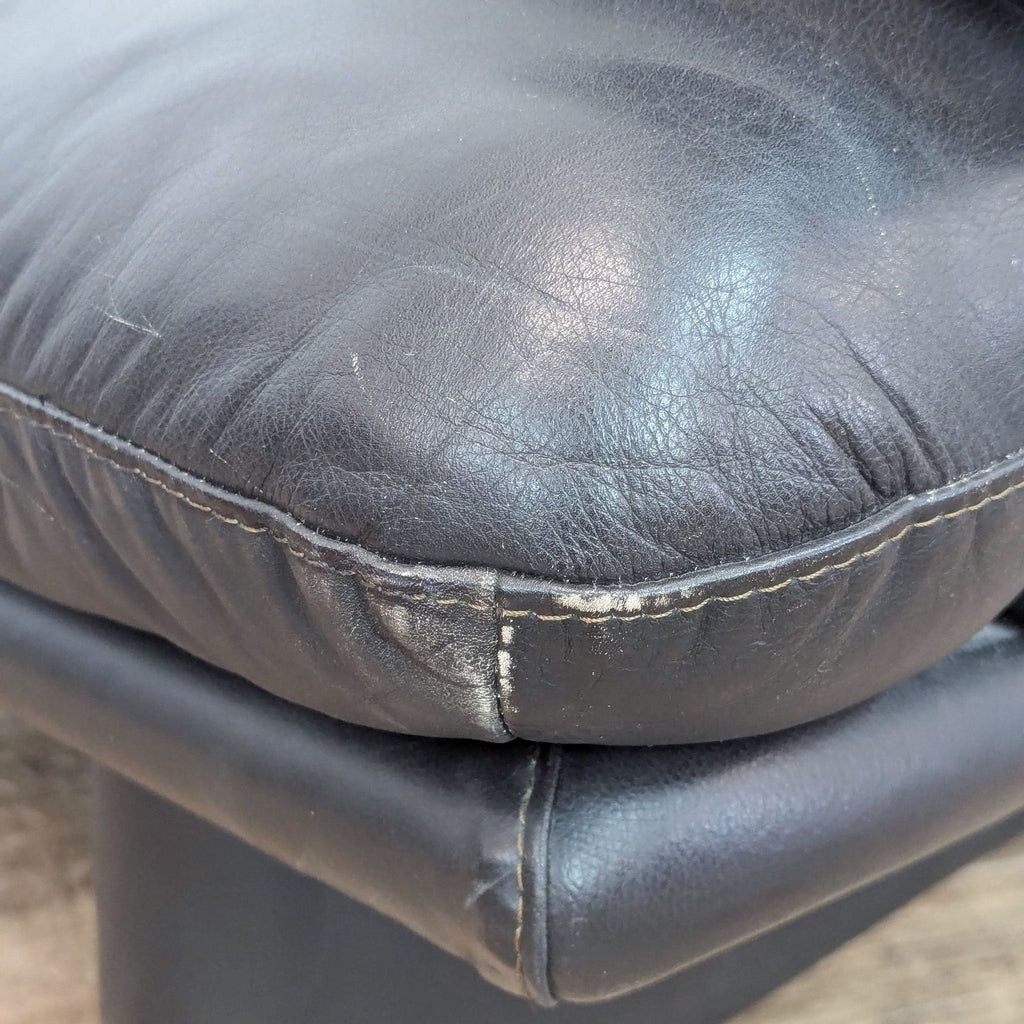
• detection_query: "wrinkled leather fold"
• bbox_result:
[0,581,1022,1003]
[0,383,505,741]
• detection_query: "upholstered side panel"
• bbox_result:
[1,382,1024,743]
[0,581,1023,1004]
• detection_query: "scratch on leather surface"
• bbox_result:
[0,381,507,740]
[370,596,499,729]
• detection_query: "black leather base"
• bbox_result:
[96,768,1024,1024]
[2,581,1024,1003]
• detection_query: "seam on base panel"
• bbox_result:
[514,745,541,996]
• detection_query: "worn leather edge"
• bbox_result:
[499,449,1024,621]
[1,378,1023,742]
[497,451,1024,741]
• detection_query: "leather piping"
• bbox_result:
[515,743,561,1007]
[0,380,1023,622]
[513,745,540,994]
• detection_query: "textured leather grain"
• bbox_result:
[2,579,1024,1004]
[1,0,1023,742]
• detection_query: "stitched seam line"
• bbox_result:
[501,474,1024,623]
[0,400,492,612]
[1,395,1022,621]
[514,746,541,996]
[529,746,561,1008]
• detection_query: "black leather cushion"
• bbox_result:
[1,0,1023,742]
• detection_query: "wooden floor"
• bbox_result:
[0,717,1022,1024]
[0,717,96,1024]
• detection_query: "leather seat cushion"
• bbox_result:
[1,0,1023,742]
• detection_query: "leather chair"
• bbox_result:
[2,1,1023,1020]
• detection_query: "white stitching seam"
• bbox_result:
[502,475,1024,623]
[2,396,1024,623]
[0,400,492,611]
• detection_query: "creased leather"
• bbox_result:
[0,384,504,740]
[1,580,1023,1004]
[1,0,1023,742]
